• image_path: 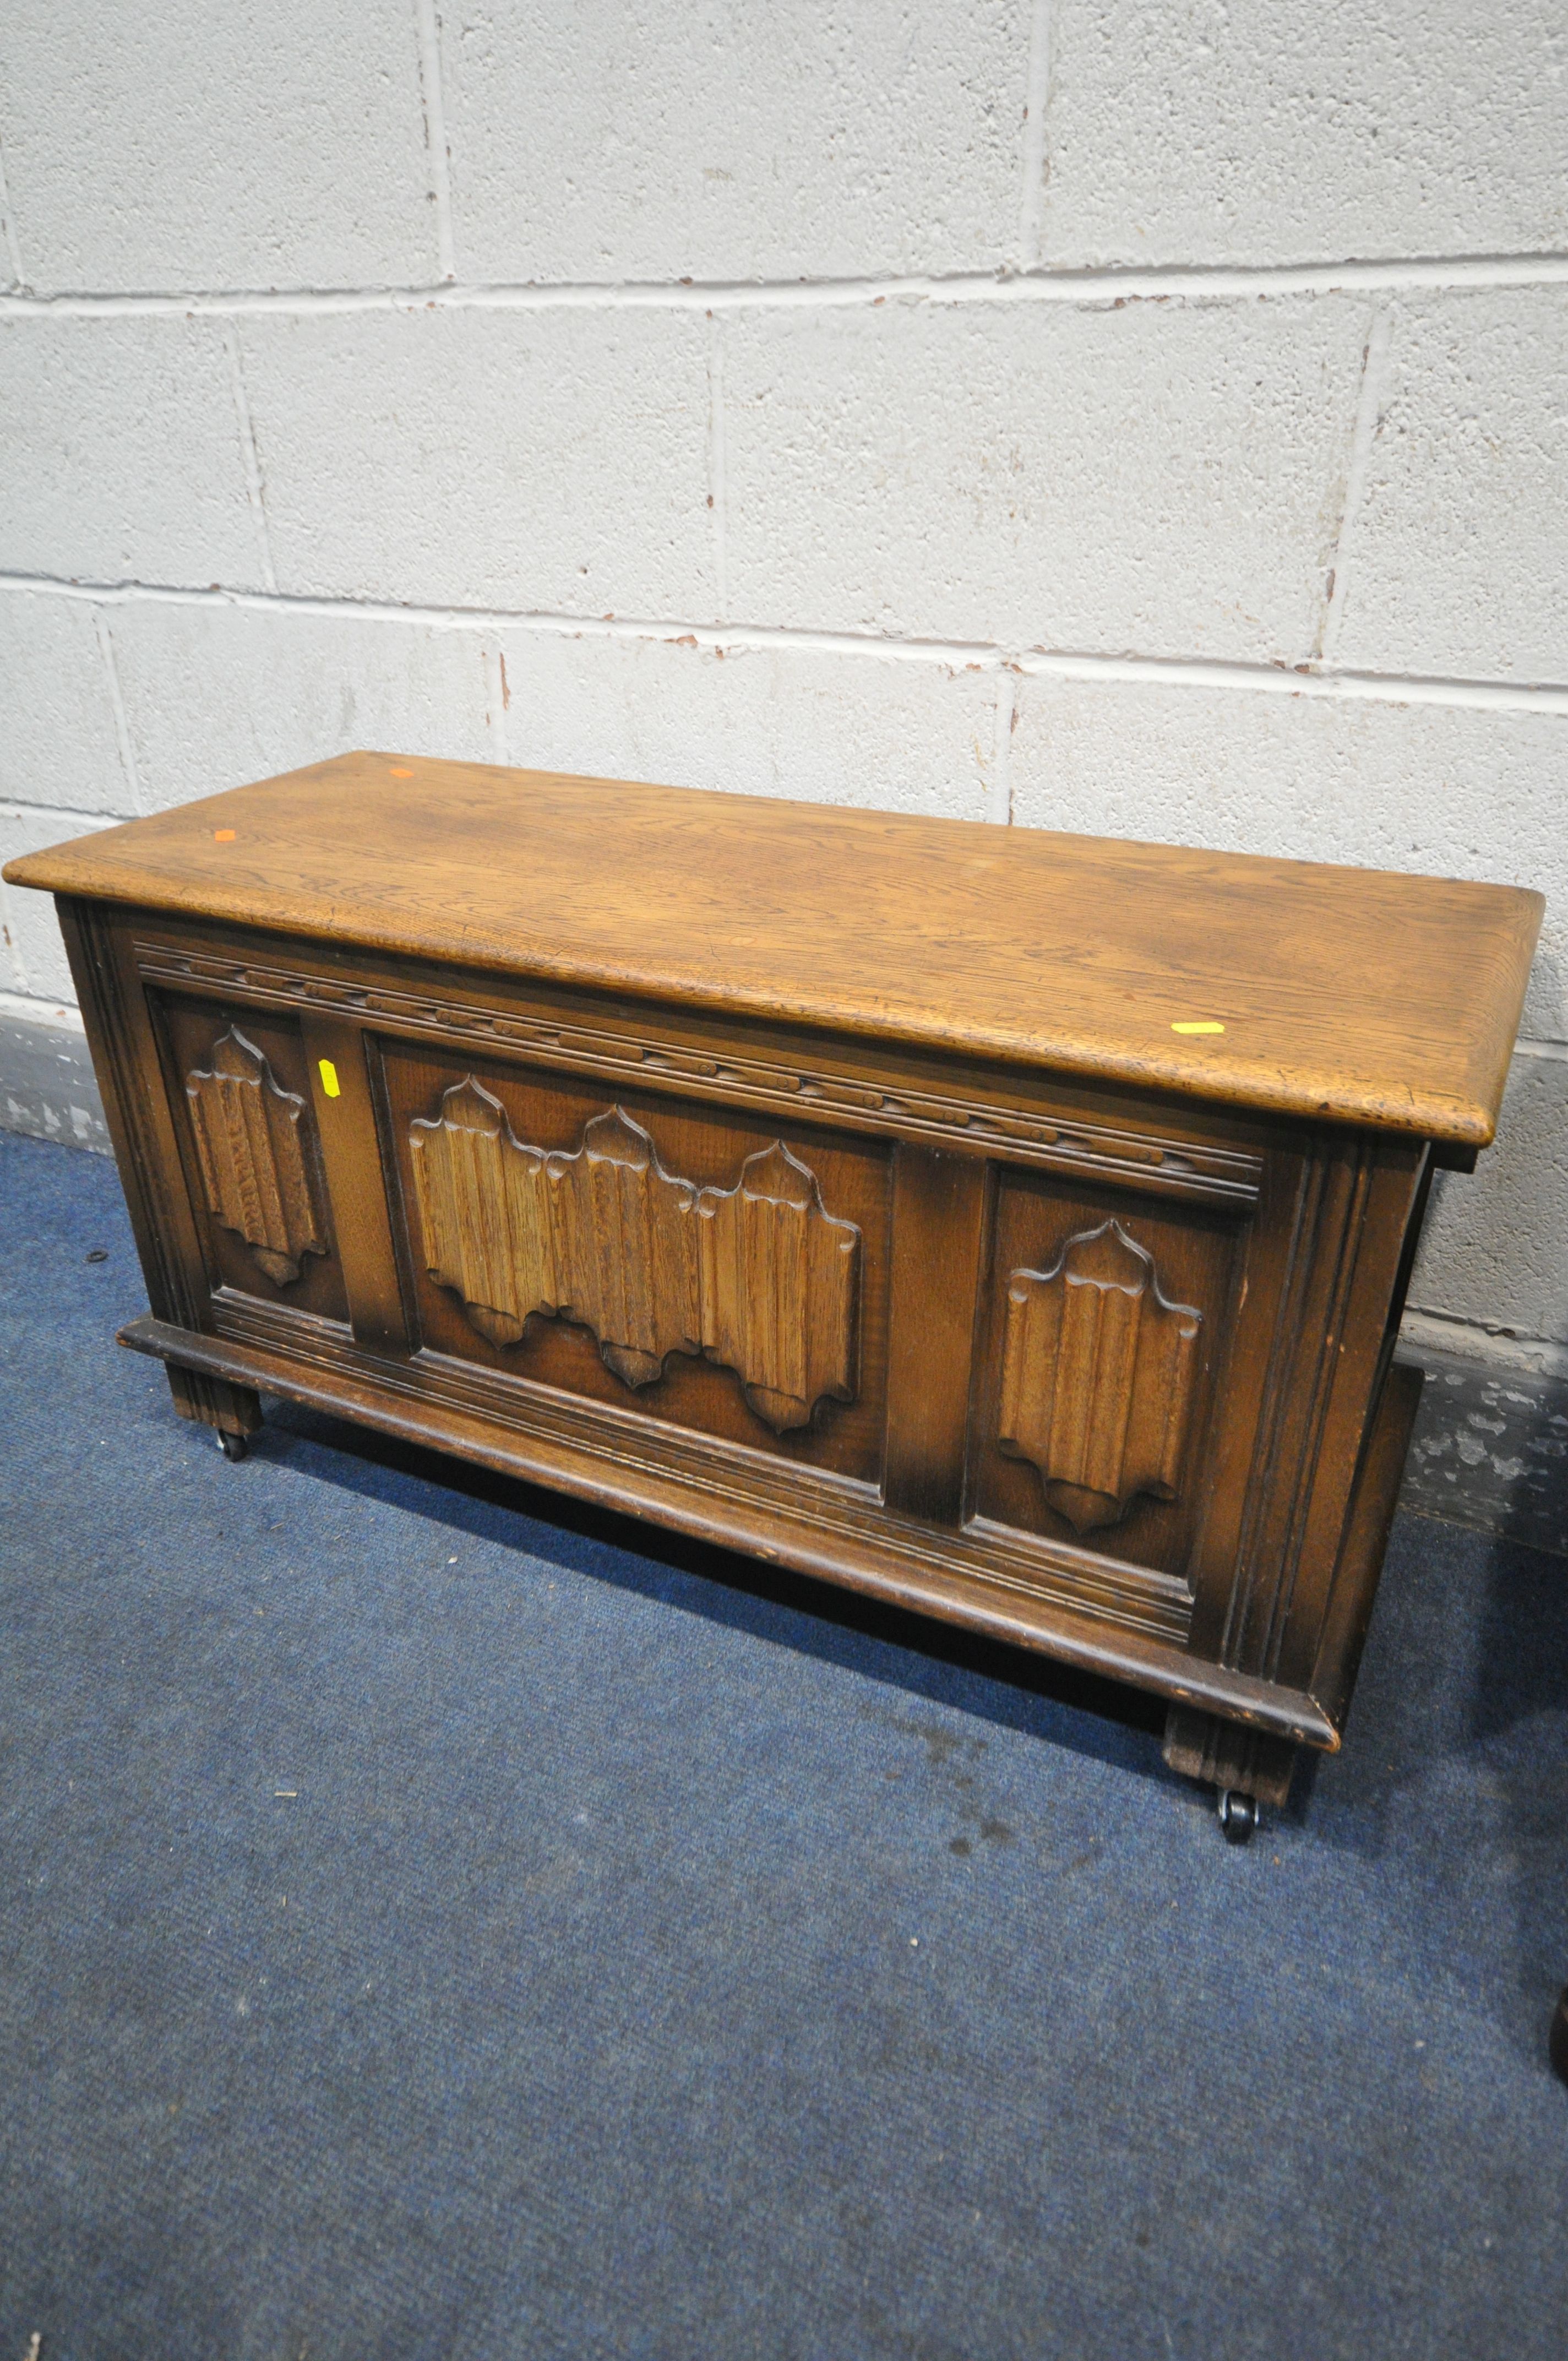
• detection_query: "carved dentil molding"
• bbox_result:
[135,940,1263,1207]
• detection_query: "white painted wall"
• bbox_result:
[1,1,1563,1366]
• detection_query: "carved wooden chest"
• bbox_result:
[6,754,1542,1830]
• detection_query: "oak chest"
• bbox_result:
[6,754,1542,1828]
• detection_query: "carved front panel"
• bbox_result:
[407,1076,861,1435]
[697,1142,858,1432]
[154,998,349,1323]
[973,1177,1236,1579]
[998,1218,1202,1533]
[185,1026,326,1288]
[550,1108,703,1387]
[410,1076,558,1346]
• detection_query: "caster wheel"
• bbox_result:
[1218,1789,1259,1845]
[216,1429,248,1462]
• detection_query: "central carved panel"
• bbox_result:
[998,1218,1202,1534]
[410,1080,859,1432]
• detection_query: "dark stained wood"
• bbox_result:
[299,1012,409,1355]
[56,897,264,1441]
[1163,1358,1424,1807]
[1204,1138,1428,1702]
[9,760,1543,1812]
[4,750,1542,1145]
[1161,1707,1301,1812]
[1309,1359,1426,1729]
[154,994,350,1328]
[884,1146,988,1526]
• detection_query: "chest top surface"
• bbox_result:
[4,750,1542,1146]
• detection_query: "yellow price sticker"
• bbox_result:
[1171,1020,1226,1036]
[318,1058,341,1098]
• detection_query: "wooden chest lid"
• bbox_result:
[4,750,1543,1147]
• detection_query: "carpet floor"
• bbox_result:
[1,1128,1565,2360]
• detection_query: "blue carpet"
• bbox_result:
[2,1126,1566,2360]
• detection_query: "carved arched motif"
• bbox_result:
[696,1140,859,1432]
[409,1084,859,1430]
[998,1218,1202,1533]
[186,1026,326,1287]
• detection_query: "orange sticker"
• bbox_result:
[1172,1020,1226,1036]
[213,828,237,841]
[390,766,413,778]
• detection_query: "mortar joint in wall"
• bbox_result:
[91,612,145,815]
[0,128,25,290]
[7,253,1568,319]
[6,573,1568,717]
[413,0,457,283]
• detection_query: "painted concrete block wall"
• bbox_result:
[0,1,1564,1382]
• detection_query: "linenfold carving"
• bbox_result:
[998,1218,1201,1534]
[407,1077,559,1348]
[409,1081,859,1430]
[697,1141,859,1432]
[546,1106,704,1387]
[186,1027,326,1287]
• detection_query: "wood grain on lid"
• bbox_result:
[4,750,1543,1144]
